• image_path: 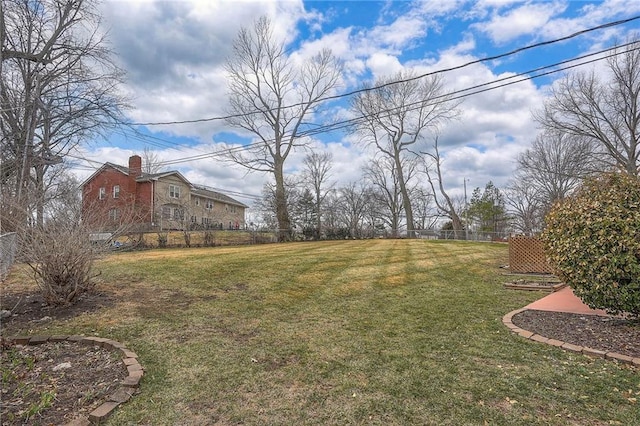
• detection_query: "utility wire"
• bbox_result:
[150,42,638,168]
[129,15,640,127]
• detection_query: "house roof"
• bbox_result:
[81,159,248,209]
[80,162,129,187]
[191,185,249,208]
[136,170,190,185]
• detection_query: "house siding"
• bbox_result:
[189,196,245,230]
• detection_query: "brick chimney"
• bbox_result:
[129,155,142,177]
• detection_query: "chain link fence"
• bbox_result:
[0,232,18,281]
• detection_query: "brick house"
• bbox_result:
[81,155,247,232]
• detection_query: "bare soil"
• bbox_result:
[1,290,126,426]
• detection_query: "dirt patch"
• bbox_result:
[1,290,114,336]
[0,339,128,425]
[511,310,640,358]
[0,286,133,425]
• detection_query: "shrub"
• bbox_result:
[157,232,168,248]
[203,230,215,247]
[21,215,100,306]
[541,172,640,317]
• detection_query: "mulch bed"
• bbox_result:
[1,290,125,425]
[0,340,127,425]
[511,309,640,358]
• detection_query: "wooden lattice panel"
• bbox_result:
[508,235,554,274]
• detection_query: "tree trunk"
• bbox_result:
[394,154,414,238]
[274,158,291,242]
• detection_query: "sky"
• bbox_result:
[74,0,640,214]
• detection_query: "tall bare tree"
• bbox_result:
[536,39,640,175]
[224,16,341,242]
[424,138,465,238]
[351,71,458,237]
[1,0,126,231]
[363,156,402,237]
[517,130,597,210]
[337,182,369,239]
[302,151,333,239]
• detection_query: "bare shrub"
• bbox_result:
[203,230,215,247]
[20,213,101,307]
[157,232,168,248]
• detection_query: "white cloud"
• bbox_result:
[366,53,403,79]
[474,1,567,44]
[77,0,638,214]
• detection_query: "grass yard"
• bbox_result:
[3,239,639,425]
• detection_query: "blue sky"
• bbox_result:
[75,0,640,212]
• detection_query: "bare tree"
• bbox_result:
[517,130,597,209]
[302,151,333,239]
[337,182,369,238]
[505,176,544,235]
[1,0,81,64]
[536,39,640,175]
[363,155,404,237]
[257,177,300,234]
[224,16,341,242]
[424,138,465,238]
[1,0,126,231]
[141,147,164,174]
[351,71,458,237]
[412,186,439,231]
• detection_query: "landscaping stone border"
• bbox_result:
[4,335,142,425]
[502,308,640,367]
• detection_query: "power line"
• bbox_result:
[129,15,640,127]
[142,41,638,168]
[301,43,640,139]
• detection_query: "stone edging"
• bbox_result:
[4,335,143,425]
[502,308,640,367]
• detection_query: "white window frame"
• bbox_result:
[108,208,119,220]
[99,187,106,200]
[206,200,213,210]
[169,185,181,199]
[113,185,120,199]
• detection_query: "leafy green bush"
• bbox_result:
[541,172,640,317]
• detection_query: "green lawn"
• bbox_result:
[5,240,639,425]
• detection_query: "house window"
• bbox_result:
[205,200,213,210]
[195,198,200,207]
[230,205,237,213]
[173,209,184,221]
[162,206,171,220]
[113,185,120,199]
[108,208,119,221]
[191,216,197,223]
[99,187,106,200]
[169,185,180,199]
